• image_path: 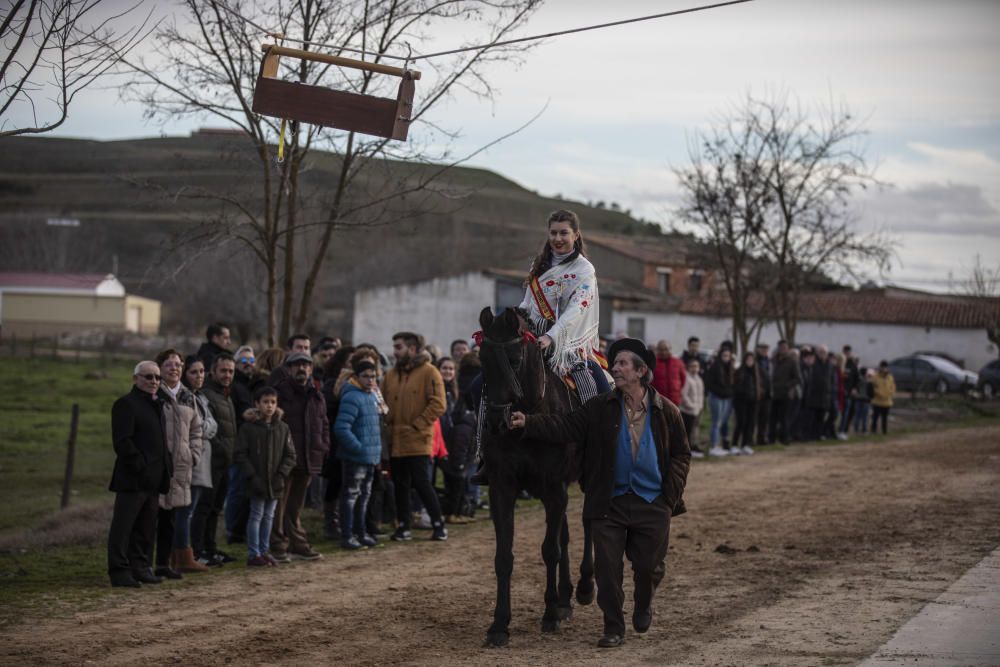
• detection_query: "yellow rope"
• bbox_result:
[277,118,287,163]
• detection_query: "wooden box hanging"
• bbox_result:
[252,44,420,141]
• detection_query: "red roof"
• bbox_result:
[0,272,112,290]
[654,290,1000,329]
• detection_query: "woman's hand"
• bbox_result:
[537,335,553,350]
[510,411,526,429]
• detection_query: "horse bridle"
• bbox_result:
[476,329,539,434]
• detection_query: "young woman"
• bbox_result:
[705,346,735,457]
[732,351,761,456]
[518,209,609,400]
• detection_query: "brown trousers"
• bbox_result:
[591,492,671,636]
[270,469,312,555]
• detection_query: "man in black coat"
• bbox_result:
[511,338,691,648]
[195,322,232,369]
[107,361,173,587]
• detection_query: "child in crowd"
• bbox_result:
[235,386,296,566]
[334,355,385,550]
[852,368,874,434]
[679,358,705,458]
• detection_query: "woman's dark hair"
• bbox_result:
[181,355,203,389]
[436,356,459,400]
[324,346,356,380]
[528,210,587,281]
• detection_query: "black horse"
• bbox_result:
[477,306,595,647]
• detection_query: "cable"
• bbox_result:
[207,0,754,63]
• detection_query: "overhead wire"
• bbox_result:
[207,0,754,63]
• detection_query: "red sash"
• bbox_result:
[529,276,556,323]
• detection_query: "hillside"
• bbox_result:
[0,134,676,337]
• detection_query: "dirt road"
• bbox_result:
[3,425,999,666]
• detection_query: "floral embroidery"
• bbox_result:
[546,280,556,287]
[582,300,589,307]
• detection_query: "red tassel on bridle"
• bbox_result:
[472,330,485,346]
[521,331,537,345]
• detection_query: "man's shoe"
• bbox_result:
[131,568,164,584]
[214,550,237,564]
[358,534,378,548]
[109,572,141,588]
[290,548,322,561]
[269,552,291,564]
[197,552,224,567]
[341,536,368,551]
[431,523,448,541]
[691,449,705,459]
[247,555,270,567]
[154,566,183,580]
[708,446,728,457]
[740,445,755,455]
[597,634,625,648]
[633,607,652,634]
[391,528,412,542]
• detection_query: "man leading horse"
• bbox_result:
[511,337,691,648]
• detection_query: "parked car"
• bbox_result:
[977,359,1000,399]
[887,355,979,394]
[912,350,966,368]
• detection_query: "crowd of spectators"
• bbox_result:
[106,322,896,587]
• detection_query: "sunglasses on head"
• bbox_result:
[140,373,161,381]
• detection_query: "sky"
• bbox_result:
[9,0,1000,293]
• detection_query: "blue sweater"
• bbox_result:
[334,383,383,466]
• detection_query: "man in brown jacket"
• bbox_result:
[382,332,448,542]
[511,338,690,649]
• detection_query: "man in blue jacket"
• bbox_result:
[511,338,690,648]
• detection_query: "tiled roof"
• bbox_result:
[648,290,1000,330]
[0,272,112,289]
[585,232,687,265]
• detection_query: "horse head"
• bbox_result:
[478,306,544,434]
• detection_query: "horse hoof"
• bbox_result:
[576,586,595,606]
[541,618,561,633]
[485,631,509,648]
[558,606,573,621]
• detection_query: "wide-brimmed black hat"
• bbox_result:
[608,338,656,372]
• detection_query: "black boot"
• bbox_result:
[469,461,488,486]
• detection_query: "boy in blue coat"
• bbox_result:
[334,357,385,550]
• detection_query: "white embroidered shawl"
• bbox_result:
[519,254,600,376]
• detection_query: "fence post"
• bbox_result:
[61,403,80,510]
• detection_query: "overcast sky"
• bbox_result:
[15,0,1000,293]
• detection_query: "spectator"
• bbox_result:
[271,351,329,561]
[152,349,204,581]
[652,340,686,406]
[333,356,384,550]
[680,336,707,375]
[704,347,735,457]
[793,348,815,441]
[319,345,357,540]
[829,353,847,440]
[770,340,800,445]
[456,350,484,512]
[840,347,861,436]
[225,345,256,545]
[195,323,231,369]
[450,339,470,363]
[312,339,339,384]
[254,348,286,388]
[679,358,705,458]
[732,351,761,455]
[755,343,772,446]
[871,361,896,434]
[267,334,312,386]
[107,361,172,587]
[383,331,448,542]
[853,368,874,434]
[193,353,238,567]
[436,357,469,524]
[806,345,833,441]
[235,386,296,567]
[178,356,213,573]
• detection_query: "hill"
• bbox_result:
[0,134,678,338]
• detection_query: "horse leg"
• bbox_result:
[540,489,567,632]
[576,515,596,605]
[557,509,574,621]
[486,484,516,647]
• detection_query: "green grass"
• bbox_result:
[0,356,134,533]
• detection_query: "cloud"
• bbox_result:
[861,182,1000,236]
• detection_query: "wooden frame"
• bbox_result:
[252,44,421,141]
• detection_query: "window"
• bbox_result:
[656,267,672,294]
[627,317,646,341]
[688,271,704,294]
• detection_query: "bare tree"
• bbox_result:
[0,0,152,137]
[124,0,539,344]
[750,92,894,344]
[676,92,895,347]
[674,107,774,355]
[966,254,1000,356]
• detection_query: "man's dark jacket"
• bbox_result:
[806,358,833,409]
[109,386,172,494]
[232,370,255,426]
[275,375,330,475]
[772,352,801,400]
[196,341,231,370]
[523,388,690,521]
[203,378,238,469]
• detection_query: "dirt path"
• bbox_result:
[3,425,999,666]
